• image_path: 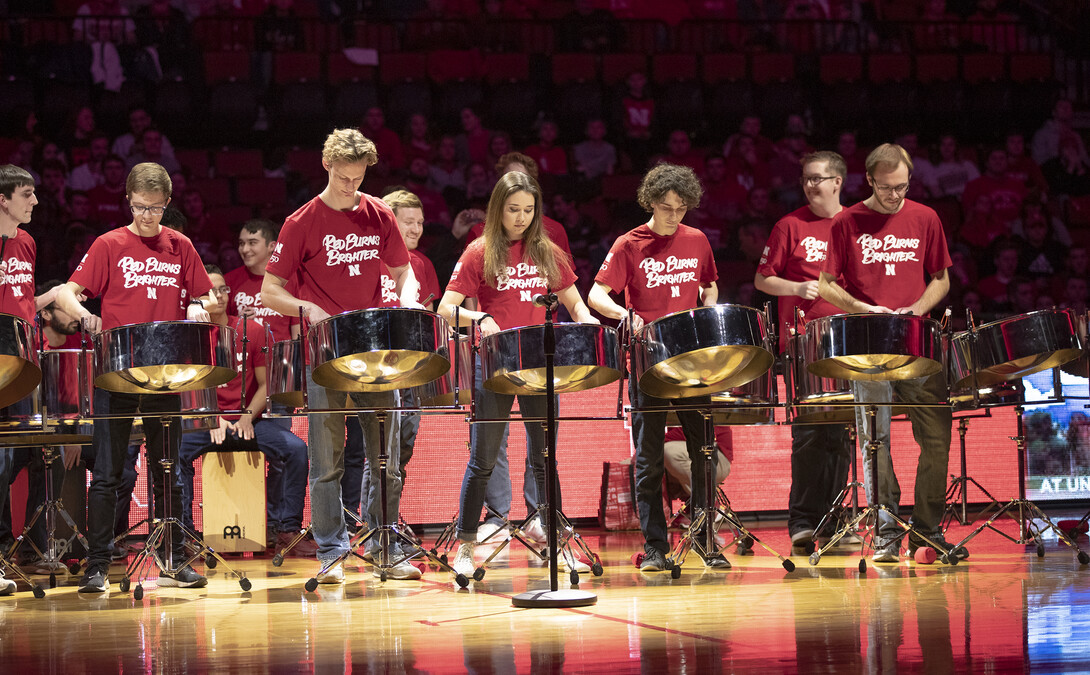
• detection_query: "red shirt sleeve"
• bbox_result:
[594,237,631,294]
[756,221,790,278]
[69,236,112,298]
[698,234,718,285]
[378,209,411,270]
[922,210,953,276]
[447,242,484,299]
[265,214,304,281]
[181,238,213,300]
[823,217,846,279]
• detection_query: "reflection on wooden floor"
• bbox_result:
[2,516,1090,673]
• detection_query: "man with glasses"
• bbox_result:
[754,151,853,555]
[589,163,723,572]
[55,162,218,593]
[176,265,313,556]
[817,143,957,564]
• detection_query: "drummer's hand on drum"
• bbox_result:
[234,415,255,441]
[863,304,894,314]
[628,313,645,333]
[186,302,211,323]
[211,417,232,445]
[893,306,916,315]
[80,313,102,334]
[302,303,331,324]
[478,314,500,337]
[796,280,820,301]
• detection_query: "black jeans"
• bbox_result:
[787,422,853,537]
[85,389,184,569]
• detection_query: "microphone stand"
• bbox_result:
[513,291,596,608]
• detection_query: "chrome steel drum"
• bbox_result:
[40,348,94,444]
[805,313,943,382]
[411,334,472,405]
[948,309,1083,389]
[788,332,854,424]
[268,339,304,408]
[481,323,620,395]
[308,308,448,392]
[663,368,776,426]
[635,305,774,399]
[94,321,236,393]
[0,312,42,408]
[950,380,1024,413]
[1060,311,1088,378]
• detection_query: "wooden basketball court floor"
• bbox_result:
[2,514,1090,673]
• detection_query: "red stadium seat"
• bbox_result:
[426,49,482,83]
[379,52,427,85]
[820,54,864,83]
[1009,53,1053,82]
[483,53,530,85]
[175,149,211,179]
[326,52,376,85]
[214,149,264,179]
[551,53,598,85]
[273,52,321,85]
[652,53,698,84]
[915,53,959,83]
[701,53,747,83]
[867,53,911,83]
[602,53,648,86]
[750,53,794,84]
[962,53,1006,83]
[189,178,232,207]
[203,51,250,85]
[236,177,287,207]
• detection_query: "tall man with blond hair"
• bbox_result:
[261,129,421,583]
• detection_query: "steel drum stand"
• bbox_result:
[666,414,796,577]
[5,444,89,588]
[304,410,466,590]
[119,415,251,598]
[272,506,366,567]
[951,404,1090,565]
[811,423,865,553]
[809,404,963,571]
[942,414,1001,529]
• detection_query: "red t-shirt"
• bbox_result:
[824,200,952,313]
[447,238,578,331]
[962,174,1027,225]
[215,317,266,422]
[594,223,718,324]
[70,226,212,330]
[45,332,85,350]
[467,215,573,261]
[410,249,441,307]
[622,96,654,139]
[266,194,410,315]
[664,425,734,462]
[757,206,845,352]
[523,145,569,175]
[0,229,37,323]
[223,265,294,343]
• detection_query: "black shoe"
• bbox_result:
[701,552,732,569]
[909,534,969,560]
[78,565,110,593]
[158,565,208,588]
[639,547,668,572]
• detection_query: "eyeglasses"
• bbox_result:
[129,204,167,216]
[211,286,231,295]
[801,175,837,187]
[872,182,910,196]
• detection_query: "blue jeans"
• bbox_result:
[85,389,184,569]
[629,376,710,555]
[178,417,309,533]
[307,369,400,562]
[853,370,952,541]
[482,426,540,527]
[342,389,419,529]
[457,359,556,542]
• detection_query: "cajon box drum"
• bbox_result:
[200,451,266,553]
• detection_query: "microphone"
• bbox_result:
[532,293,558,307]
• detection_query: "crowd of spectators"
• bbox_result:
[0,0,1085,328]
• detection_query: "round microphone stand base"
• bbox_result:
[512,588,598,609]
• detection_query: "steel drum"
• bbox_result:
[635,305,774,399]
[663,368,776,426]
[950,380,1025,413]
[1060,311,1088,378]
[0,312,42,408]
[948,309,1083,389]
[481,323,620,395]
[411,333,472,405]
[788,332,855,424]
[268,338,304,408]
[805,313,943,382]
[308,308,448,392]
[94,321,236,393]
[129,387,220,441]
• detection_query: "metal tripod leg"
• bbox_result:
[809,405,962,571]
[272,507,364,567]
[304,412,468,590]
[811,424,864,554]
[952,406,1090,565]
[118,417,250,598]
[942,417,1002,529]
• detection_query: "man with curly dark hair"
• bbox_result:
[589,163,723,572]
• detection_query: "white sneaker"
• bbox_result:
[316,563,344,584]
[522,517,546,543]
[477,522,509,543]
[559,548,591,574]
[0,573,15,596]
[379,560,422,580]
[452,542,476,578]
